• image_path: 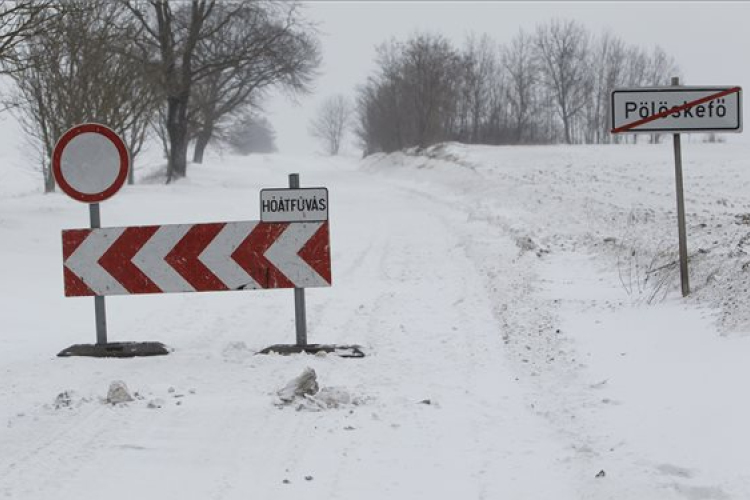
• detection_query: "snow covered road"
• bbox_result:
[3,145,750,499]
[1,154,578,499]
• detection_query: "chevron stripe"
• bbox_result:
[165,223,227,292]
[232,223,292,288]
[132,225,194,293]
[298,222,331,284]
[99,226,161,294]
[65,227,128,295]
[199,221,260,290]
[265,223,329,288]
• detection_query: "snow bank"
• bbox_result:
[362,141,750,498]
[364,141,750,332]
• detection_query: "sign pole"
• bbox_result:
[89,202,109,344]
[671,76,690,297]
[289,173,308,346]
[611,83,742,298]
[54,123,171,358]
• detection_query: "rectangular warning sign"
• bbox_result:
[611,86,742,134]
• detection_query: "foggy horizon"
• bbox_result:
[267,1,749,155]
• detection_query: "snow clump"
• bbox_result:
[276,367,364,411]
[106,381,134,405]
[277,367,319,403]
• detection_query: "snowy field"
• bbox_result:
[2,139,750,499]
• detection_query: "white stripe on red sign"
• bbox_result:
[66,226,128,295]
[266,222,330,288]
[62,221,331,297]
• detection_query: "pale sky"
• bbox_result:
[266,1,750,155]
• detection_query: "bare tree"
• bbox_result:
[455,34,503,143]
[309,94,351,155]
[6,0,158,191]
[122,1,319,180]
[645,46,679,144]
[356,41,408,154]
[534,20,592,144]
[600,35,628,144]
[226,108,276,154]
[402,33,461,148]
[189,2,318,163]
[503,29,538,144]
[616,45,679,144]
[355,24,681,154]
[582,32,628,144]
[357,33,462,153]
[624,46,649,87]
[645,46,679,88]
[122,0,235,182]
[0,0,52,73]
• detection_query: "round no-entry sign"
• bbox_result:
[52,123,129,203]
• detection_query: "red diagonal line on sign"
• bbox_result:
[165,223,228,292]
[611,86,741,133]
[298,222,332,284]
[232,222,293,289]
[99,226,162,294]
[62,229,94,296]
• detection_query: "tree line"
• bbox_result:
[355,20,680,155]
[0,0,319,191]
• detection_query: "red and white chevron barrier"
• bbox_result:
[62,221,331,297]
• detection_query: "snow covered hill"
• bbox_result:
[2,143,749,499]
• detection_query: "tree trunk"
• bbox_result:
[563,115,572,144]
[166,94,190,182]
[44,168,56,193]
[192,126,213,164]
[171,133,189,180]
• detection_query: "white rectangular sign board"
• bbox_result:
[261,187,328,223]
[611,86,742,134]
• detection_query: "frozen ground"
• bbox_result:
[1,140,749,499]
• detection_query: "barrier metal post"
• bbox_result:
[89,202,109,344]
[289,173,308,345]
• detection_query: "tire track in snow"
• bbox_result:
[0,404,126,499]
[365,149,739,499]
[287,175,582,499]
